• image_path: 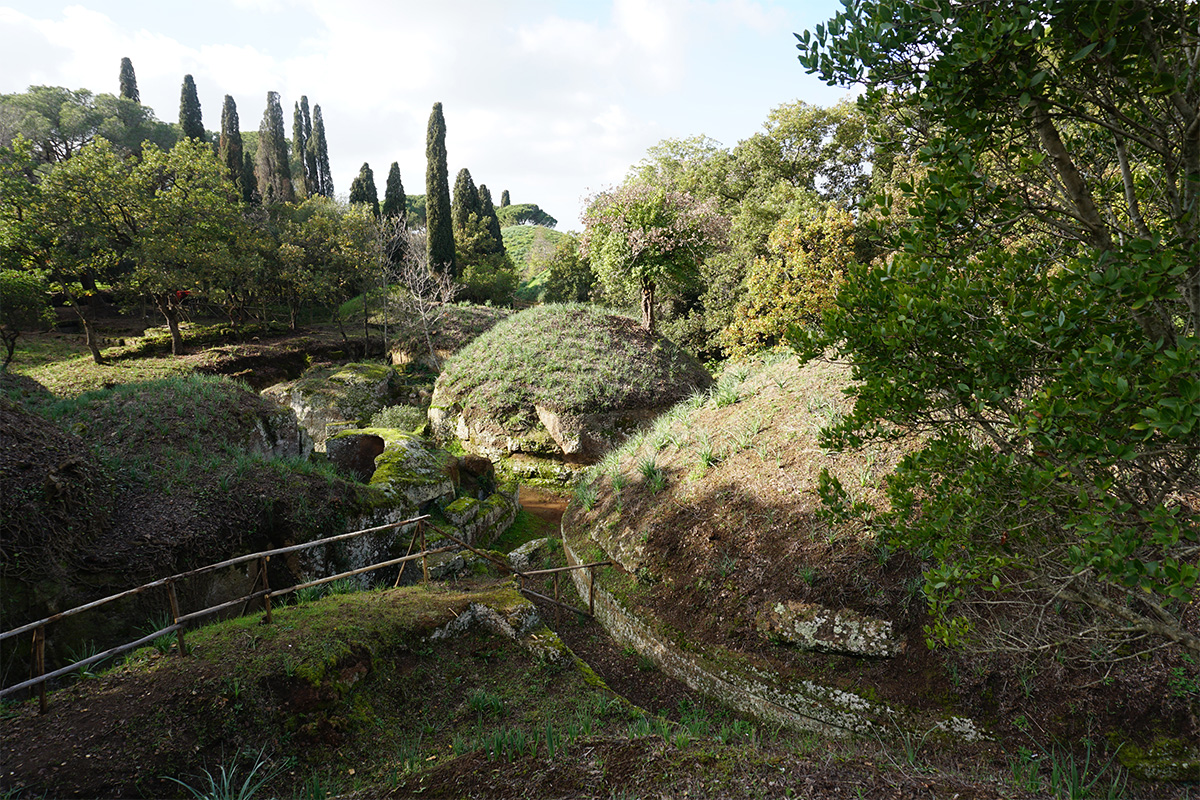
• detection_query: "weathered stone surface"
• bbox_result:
[508,537,552,572]
[331,427,455,509]
[1119,737,1200,782]
[248,405,314,461]
[756,601,905,658]
[263,362,404,451]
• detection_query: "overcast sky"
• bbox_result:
[0,0,853,229]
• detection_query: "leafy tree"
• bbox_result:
[219,95,248,201]
[452,167,480,234]
[382,161,406,221]
[537,233,596,303]
[722,204,857,358]
[425,102,455,277]
[495,203,557,228]
[93,93,174,157]
[0,86,103,162]
[309,104,332,197]
[118,57,139,103]
[348,162,380,218]
[273,196,364,332]
[0,268,54,368]
[178,74,204,142]
[499,189,510,208]
[255,91,294,204]
[795,0,1200,658]
[582,182,727,333]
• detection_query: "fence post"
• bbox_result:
[260,556,273,624]
[30,625,46,714]
[166,579,187,656]
[554,573,561,626]
[421,522,429,585]
[588,565,596,618]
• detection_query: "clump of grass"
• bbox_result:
[370,404,427,432]
[164,748,281,800]
[638,455,667,495]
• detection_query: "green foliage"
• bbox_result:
[218,95,249,203]
[795,0,1200,657]
[309,104,332,198]
[178,74,204,142]
[495,203,557,228]
[0,269,53,368]
[536,233,596,304]
[722,204,857,358]
[452,168,480,233]
[582,182,728,333]
[164,748,281,800]
[425,102,455,277]
[370,404,426,432]
[118,57,139,102]
[382,162,406,220]
[254,91,293,204]
[348,162,380,218]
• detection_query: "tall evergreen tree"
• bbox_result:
[500,189,510,208]
[310,104,332,197]
[179,74,204,141]
[292,101,309,196]
[478,184,505,255]
[119,57,139,103]
[300,96,318,194]
[425,102,455,277]
[241,151,258,204]
[382,162,406,220]
[349,162,380,217]
[452,167,480,233]
[255,91,294,204]
[218,95,246,200]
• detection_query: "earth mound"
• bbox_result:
[562,355,1199,779]
[429,305,712,466]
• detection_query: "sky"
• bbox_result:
[0,0,854,229]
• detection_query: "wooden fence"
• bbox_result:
[0,515,609,713]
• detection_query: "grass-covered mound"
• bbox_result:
[562,354,1200,792]
[502,224,568,279]
[431,305,712,465]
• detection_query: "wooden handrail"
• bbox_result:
[0,515,430,643]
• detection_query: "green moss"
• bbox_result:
[1117,735,1200,782]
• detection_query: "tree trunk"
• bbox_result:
[63,288,105,364]
[154,294,185,356]
[640,279,656,334]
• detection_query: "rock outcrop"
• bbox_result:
[263,363,405,451]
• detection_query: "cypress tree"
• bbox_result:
[292,101,309,196]
[241,151,258,204]
[255,91,294,204]
[349,162,380,217]
[179,74,204,141]
[300,96,318,194]
[425,102,455,277]
[452,167,480,234]
[500,189,510,208]
[382,162,406,220]
[478,184,505,255]
[310,104,332,197]
[119,57,139,103]
[219,95,245,197]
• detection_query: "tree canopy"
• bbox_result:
[425,102,455,277]
[795,0,1200,659]
[178,74,204,142]
[582,182,727,333]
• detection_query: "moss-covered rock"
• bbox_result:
[1118,736,1200,782]
[263,363,406,451]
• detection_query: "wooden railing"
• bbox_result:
[0,515,444,711]
[0,515,611,713]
